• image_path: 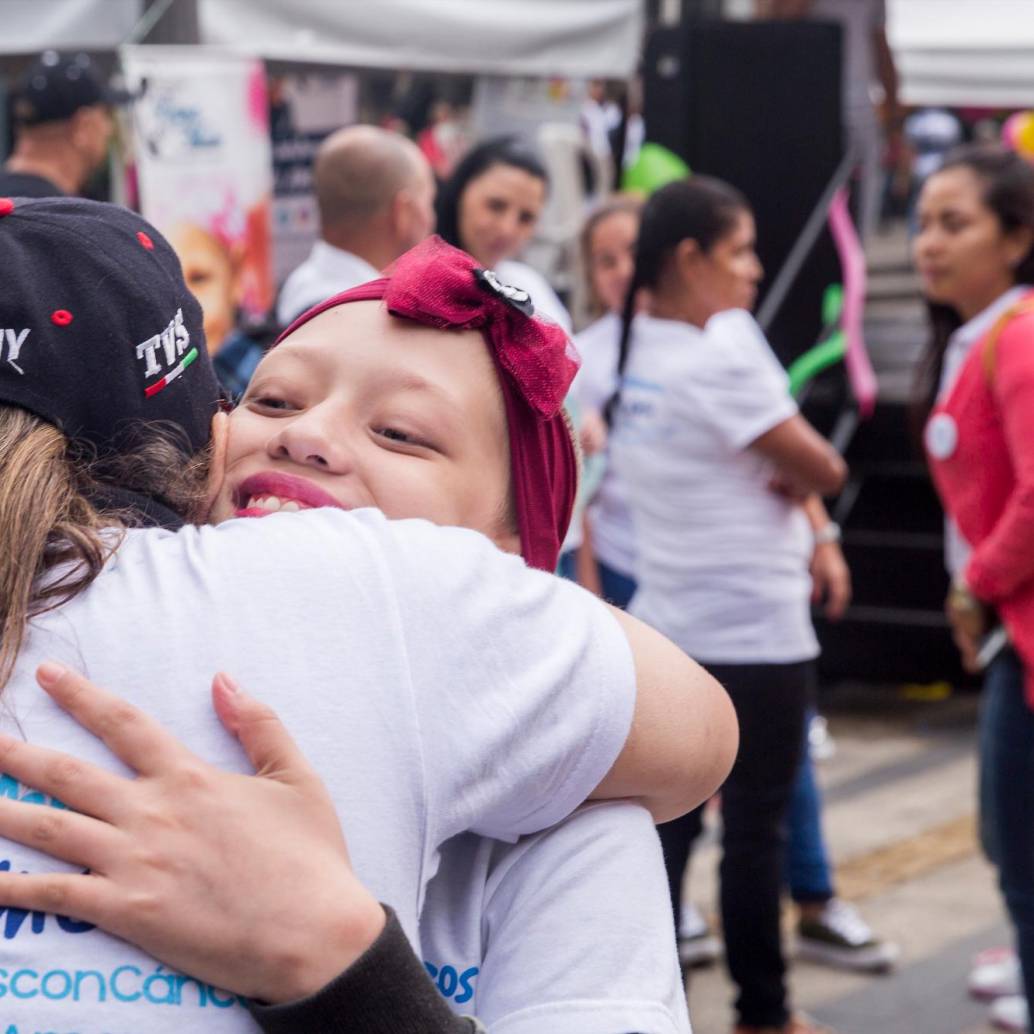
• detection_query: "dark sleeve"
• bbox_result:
[247,906,484,1034]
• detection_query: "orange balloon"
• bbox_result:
[1017,112,1034,158]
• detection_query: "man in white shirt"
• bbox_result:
[276,125,437,325]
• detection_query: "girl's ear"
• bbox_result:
[1006,226,1034,272]
[672,238,702,283]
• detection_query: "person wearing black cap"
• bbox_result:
[0,194,724,1033]
[0,50,128,198]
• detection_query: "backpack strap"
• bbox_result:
[982,298,1034,385]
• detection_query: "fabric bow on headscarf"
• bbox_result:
[275,236,581,573]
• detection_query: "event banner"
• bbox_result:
[269,72,358,286]
[120,46,274,335]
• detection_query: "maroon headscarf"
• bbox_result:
[276,236,580,571]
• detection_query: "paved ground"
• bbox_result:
[681,683,1009,1034]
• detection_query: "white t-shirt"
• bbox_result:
[277,240,380,326]
[572,313,637,578]
[0,508,635,1034]
[611,311,818,664]
[421,802,691,1034]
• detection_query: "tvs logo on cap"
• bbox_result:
[136,308,198,397]
[0,329,30,375]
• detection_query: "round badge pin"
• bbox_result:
[925,412,958,460]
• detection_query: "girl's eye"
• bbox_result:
[248,395,295,412]
[378,426,413,443]
[375,426,436,451]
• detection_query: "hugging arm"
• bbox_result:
[0,664,480,1033]
[592,605,738,822]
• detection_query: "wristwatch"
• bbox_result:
[813,522,842,546]
[947,575,989,638]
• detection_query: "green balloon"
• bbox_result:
[787,284,847,397]
[622,143,691,194]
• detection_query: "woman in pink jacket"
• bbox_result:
[914,144,1034,1033]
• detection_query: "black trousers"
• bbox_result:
[658,660,813,1028]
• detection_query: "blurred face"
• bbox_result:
[457,163,546,268]
[169,224,237,355]
[210,301,514,549]
[913,166,1030,320]
[691,209,763,319]
[588,209,639,314]
[72,105,114,174]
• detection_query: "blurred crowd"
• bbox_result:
[2,3,1034,1033]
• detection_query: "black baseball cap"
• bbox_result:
[0,195,220,460]
[11,51,132,127]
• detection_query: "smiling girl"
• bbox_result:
[0,208,734,1034]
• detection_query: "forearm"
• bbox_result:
[966,332,1034,602]
[803,495,829,530]
[875,31,902,129]
[574,516,603,596]
[965,484,1034,603]
[249,906,484,1034]
[591,605,738,822]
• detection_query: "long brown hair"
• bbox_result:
[0,406,209,689]
[912,145,1034,433]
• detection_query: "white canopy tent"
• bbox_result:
[888,0,1034,107]
[199,0,643,79]
[0,0,640,78]
[4,1,1034,108]
[0,0,140,54]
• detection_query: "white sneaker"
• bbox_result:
[795,898,900,973]
[990,994,1029,1032]
[677,902,721,968]
[808,714,836,762]
[970,948,1022,1000]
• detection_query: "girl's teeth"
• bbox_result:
[245,495,308,513]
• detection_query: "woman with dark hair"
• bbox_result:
[608,177,847,1034]
[436,135,571,329]
[913,144,1034,1034]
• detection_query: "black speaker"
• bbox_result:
[643,19,844,366]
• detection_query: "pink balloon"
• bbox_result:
[1002,111,1026,149]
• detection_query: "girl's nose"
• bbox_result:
[267,409,356,474]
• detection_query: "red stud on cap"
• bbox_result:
[0,198,14,217]
[136,231,154,250]
[50,310,74,327]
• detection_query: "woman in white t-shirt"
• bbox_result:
[569,195,642,602]
[608,178,846,1034]
[435,135,572,331]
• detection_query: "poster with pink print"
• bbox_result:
[120,46,274,354]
